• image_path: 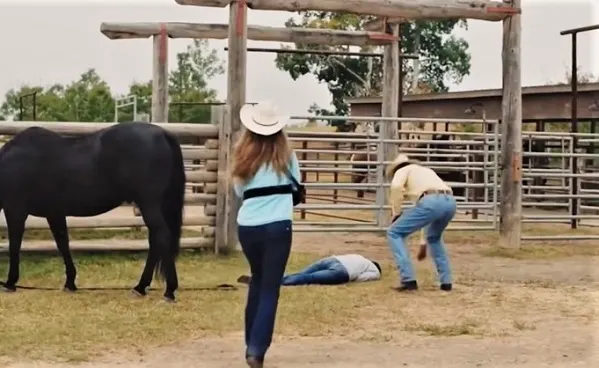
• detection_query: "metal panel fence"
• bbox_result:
[287,115,599,241]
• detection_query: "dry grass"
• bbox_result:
[0,242,597,363]
[0,228,204,242]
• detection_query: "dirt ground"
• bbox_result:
[3,231,598,368]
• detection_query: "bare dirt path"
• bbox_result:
[5,322,598,368]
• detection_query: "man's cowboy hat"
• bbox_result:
[239,101,288,136]
[385,153,417,180]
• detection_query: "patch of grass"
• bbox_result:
[479,244,599,260]
[405,321,480,336]
[0,228,203,242]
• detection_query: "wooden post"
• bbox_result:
[380,23,400,222]
[151,23,169,123]
[212,106,231,254]
[333,142,339,202]
[300,140,307,220]
[225,0,247,250]
[499,0,522,248]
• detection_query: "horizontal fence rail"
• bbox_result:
[0,120,220,252]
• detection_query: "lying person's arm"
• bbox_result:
[355,269,381,282]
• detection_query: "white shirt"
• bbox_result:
[333,254,380,282]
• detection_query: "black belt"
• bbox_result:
[243,184,293,201]
[418,189,452,201]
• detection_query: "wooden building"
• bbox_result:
[348,83,599,132]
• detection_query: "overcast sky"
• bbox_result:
[0,0,597,116]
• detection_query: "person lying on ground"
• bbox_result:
[386,153,457,293]
[237,254,381,286]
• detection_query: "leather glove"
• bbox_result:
[417,244,427,261]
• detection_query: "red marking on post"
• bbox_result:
[487,6,521,15]
[159,23,167,65]
[368,33,399,42]
[236,0,247,37]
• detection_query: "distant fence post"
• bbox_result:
[151,23,169,123]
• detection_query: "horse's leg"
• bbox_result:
[132,223,159,297]
[46,216,77,292]
[2,211,27,292]
[135,203,176,301]
[132,202,160,297]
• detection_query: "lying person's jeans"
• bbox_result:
[282,256,350,285]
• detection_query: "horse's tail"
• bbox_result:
[155,132,186,280]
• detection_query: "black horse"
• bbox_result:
[0,122,185,302]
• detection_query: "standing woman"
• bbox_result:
[231,101,302,368]
[385,153,457,292]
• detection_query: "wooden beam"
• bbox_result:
[0,215,215,230]
[151,23,169,123]
[100,22,397,46]
[175,0,519,22]
[499,0,522,248]
[0,121,219,137]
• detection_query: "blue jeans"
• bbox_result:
[238,220,292,360]
[387,193,456,285]
[282,257,350,286]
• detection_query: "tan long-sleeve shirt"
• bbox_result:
[389,164,452,217]
[389,164,452,243]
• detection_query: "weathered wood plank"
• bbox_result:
[182,148,219,160]
[174,0,519,21]
[204,204,217,216]
[499,0,522,248]
[0,215,215,230]
[0,121,219,137]
[100,22,396,46]
[151,24,169,123]
[8,237,214,254]
[120,193,217,205]
[186,170,218,183]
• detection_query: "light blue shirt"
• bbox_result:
[233,152,302,227]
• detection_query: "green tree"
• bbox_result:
[0,69,114,122]
[275,13,471,131]
[168,39,224,123]
[120,39,225,123]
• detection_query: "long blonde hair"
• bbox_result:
[231,129,292,183]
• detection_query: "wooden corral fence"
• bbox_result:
[0,119,232,254]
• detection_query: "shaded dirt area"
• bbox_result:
[4,232,599,368]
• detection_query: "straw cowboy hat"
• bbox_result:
[239,101,289,136]
[385,153,418,180]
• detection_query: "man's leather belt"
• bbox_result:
[418,189,452,201]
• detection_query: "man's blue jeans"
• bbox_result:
[387,193,456,285]
[282,256,350,286]
[238,220,292,361]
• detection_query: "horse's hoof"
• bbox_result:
[131,289,146,298]
[163,295,176,304]
[63,283,78,293]
[1,285,16,293]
